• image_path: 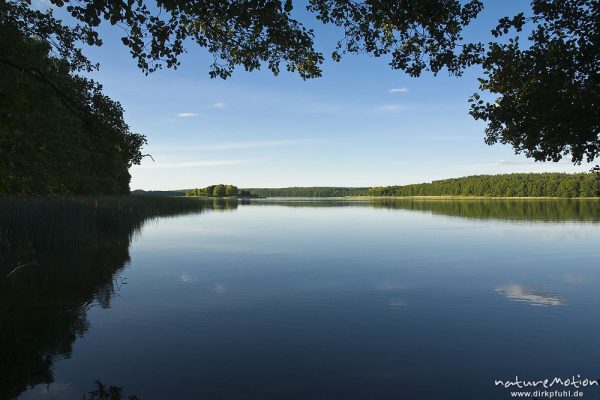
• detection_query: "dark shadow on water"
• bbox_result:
[0,196,225,399]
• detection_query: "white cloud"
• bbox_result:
[377,104,409,113]
[138,160,248,169]
[496,159,533,165]
[212,102,226,109]
[388,87,409,94]
[177,112,199,118]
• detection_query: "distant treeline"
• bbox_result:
[368,173,600,198]
[132,190,185,197]
[243,187,370,197]
[185,184,242,197]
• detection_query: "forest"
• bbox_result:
[0,6,146,195]
[243,187,369,197]
[368,173,600,198]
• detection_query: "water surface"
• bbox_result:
[4,199,600,399]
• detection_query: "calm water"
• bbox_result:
[4,199,600,399]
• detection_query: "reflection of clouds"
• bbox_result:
[373,281,409,291]
[388,298,407,309]
[214,284,225,294]
[180,274,197,283]
[565,274,584,285]
[495,284,563,306]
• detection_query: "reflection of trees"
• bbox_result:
[245,198,600,222]
[82,380,142,400]
[369,198,600,222]
[211,198,239,211]
[246,199,361,208]
[0,196,211,399]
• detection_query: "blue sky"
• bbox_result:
[47,0,593,189]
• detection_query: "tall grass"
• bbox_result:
[0,195,214,399]
[0,195,212,275]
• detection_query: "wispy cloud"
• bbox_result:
[212,102,226,109]
[388,87,408,94]
[565,274,584,285]
[139,160,248,169]
[177,112,199,118]
[377,104,409,113]
[160,139,312,152]
[496,159,532,165]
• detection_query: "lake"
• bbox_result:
[3,198,600,399]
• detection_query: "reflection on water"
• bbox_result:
[251,198,600,222]
[495,284,563,306]
[387,298,408,309]
[1,197,599,399]
[0,197,235,399]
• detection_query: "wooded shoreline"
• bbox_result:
[350,196,600,200]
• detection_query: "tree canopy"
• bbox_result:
[242,187,369,197]
[32,0,484,79]
[0,12,146,195]
[470,0,600,164]
[368,173,600,198]
[3,0,599,173]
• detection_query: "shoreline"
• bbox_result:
[347,196,600,200]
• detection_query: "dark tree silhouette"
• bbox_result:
[470,0,600,164]
[1,10,146,195]
[27,0,484,79]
